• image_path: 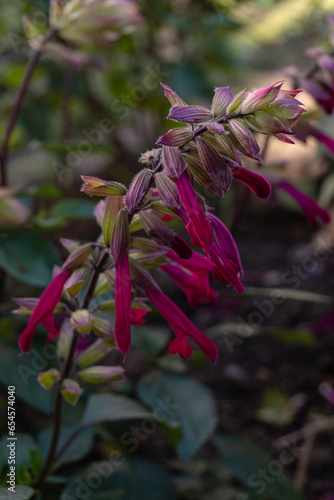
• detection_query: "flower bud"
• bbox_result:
[110,209,130,265]
[226,89,246,114]
[183,154,223,196]
[62,243,95,272]
[156,128,193,147]
[161,83,186,106]
[102,195,124,246]
[78,366,125,384]
[57,318,74,360]
[162,146,187,178]
[77,339,113,368]
[228,119,262,161]
[81,176,127,197]
[64,268,88,300]
[168,105,213,124]
[61,379,83,406]
[125,169,153,214]
[211,87,234,117]
[92,317,115,345]
[38,369,60,390]
[139,210,175,247]
[196,137,232,194]
[154,172,181,209]
[240,82,282,114]
[70,309,94,334]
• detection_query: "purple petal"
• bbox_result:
[211,87,234,116]
[156,128,193,147]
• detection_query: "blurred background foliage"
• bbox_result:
[0,1,334,499]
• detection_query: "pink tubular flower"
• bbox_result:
[230,165,272,199]
[207,213,243,277]
[162,263,217,307]
[275,180,330,226]
[166,249,217,305]
[18,270,69,353]
[114,252,132,356]
[174,170,213,251]
[207,243,245,294]
[146,289,218,362]
[130,308,147,325]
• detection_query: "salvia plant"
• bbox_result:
[1,0,333,495]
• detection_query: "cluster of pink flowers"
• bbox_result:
[17,80,330,371]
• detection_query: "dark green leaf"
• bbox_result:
[0,343,54,413]
[0,229,61,286]
[81,393,151,426]
[216,436,305,500]
[61,458,177,500]
[38,426,94,465]
[137,371,217,461]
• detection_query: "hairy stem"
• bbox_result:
[33,251,109,488]
[0,28,56,186]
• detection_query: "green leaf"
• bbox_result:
[29,449,44,476]
[48,199,96,220]
[81,393,152,426]
[137,371,217,461]
[216,436,305,500]
[0,342,54,413]
[38,426,94,465]
[61,458,177,500]
[256,388,295,426]
[0,229,61,286]
[0,486,35,499]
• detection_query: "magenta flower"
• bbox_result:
[162,263,217,307]
[18,270,69,353]
[275,180,330,226]
[114,252,132,356]
[230,165,272,199]
[207,243,245,294]
[130,308,147,325]
[146,289,218,362]
[174,170,213,252]
[207,213,243,277]
[166,250,217,304]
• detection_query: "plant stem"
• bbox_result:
[33,251,109,489]
[0,28,56,186]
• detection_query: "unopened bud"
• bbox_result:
[125,169,153,214]
[61,379,83,406]
[110,209,130,264]
[196,137,232,194]
[38,369,60,390]
[154,172,181,209]
[161,83,186,106]
[77,339,112,368]
[156,128,193,147]
[162,146,186,179]
[168,105,213,124]
[64,268,88,299]
[70,309,94,334]
[81,176,127,196]
[78,365,125,384]
[62,243,95,272]
[102,195,124,246]
[211,87,234,117]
